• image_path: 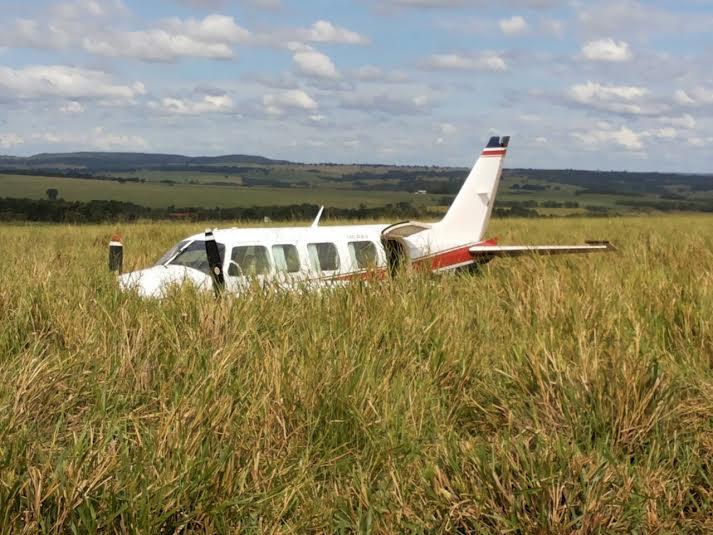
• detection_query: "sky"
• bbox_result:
[0,0,712,172]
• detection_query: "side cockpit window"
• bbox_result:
[167,240,225,276]
[308,242,340,272]
[228,245,271,277]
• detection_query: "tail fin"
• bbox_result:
[437,136,509,242]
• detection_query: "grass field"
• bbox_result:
[1,215,712,532]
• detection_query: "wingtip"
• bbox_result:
[585,240,616,251]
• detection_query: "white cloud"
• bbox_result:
[425,52,507,71]
[658,114,696,130]
[0,133,24,148]
[174,0,281,8]
[0,65,145,100]
[571,82,646,102]
[674,90,696,106]
[162,14,250,43]
[263,89,318,116]
[297,20,369,45]
[673,87,713,107]
[60,101,84,113]
[519,113,541,122]
[32,132,63,143]
[439,122,457,135]
[380,0,561,8]
[581,38,632,62]
[573,125,643,151]
[1,9,249,63]
[151,94,235,115]
[647,127,676,139]
[92,127,148,150]
[1,1,128,51]
[29,127,148,150]
[568,81,657,115]
[577,0,713,38]
[289,43,340,79]
[340,93,431,115]
[53,0,128,20]
[499,16,528,36]
[688,136,713,148]
[352,65,409,83]
[83,31,234,61]
[2,19,74,50]
[79,15,249,61]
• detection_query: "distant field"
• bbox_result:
[0,215,711,531]
[3,154,713,218]
[0,172,678,216]
[0,173,444,209]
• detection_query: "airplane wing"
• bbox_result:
[469,240,614,259]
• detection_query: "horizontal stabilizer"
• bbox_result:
[382,220,433,239]
[469,241,615,258]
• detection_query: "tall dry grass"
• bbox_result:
[0,215,711,533]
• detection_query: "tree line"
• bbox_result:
[0,198,437,223]
[0,197,566,223]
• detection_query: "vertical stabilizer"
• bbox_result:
[436,136,509,243]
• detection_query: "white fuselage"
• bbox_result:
[120,223,395,297]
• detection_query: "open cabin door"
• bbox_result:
[380,221,432,276]
[382,238,406,276]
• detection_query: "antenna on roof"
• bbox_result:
[311,206,324,228]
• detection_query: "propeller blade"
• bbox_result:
[109,234,123,273]
[204,229,225,294]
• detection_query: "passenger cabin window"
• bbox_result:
[348,241,378,269]
[308,242,340,272]
[168,240,225,276]
[228,245,271,277]
[272,244,301,273]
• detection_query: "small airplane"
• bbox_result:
[113,136,614,297]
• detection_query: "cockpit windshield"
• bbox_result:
[155,240,190,266]
[155,239,225,276]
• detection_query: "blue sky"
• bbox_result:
[0,0,712,172]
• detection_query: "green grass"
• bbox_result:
[0,174,443,209]
[0,215,712,532]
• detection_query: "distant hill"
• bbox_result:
[0,152,291,171]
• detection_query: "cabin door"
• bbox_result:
[381,238,407,277]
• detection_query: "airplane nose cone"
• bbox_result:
[118,266,211,298]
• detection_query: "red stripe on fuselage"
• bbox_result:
[331,268,386,282]
[413,238,499,271]
[481,149,506,157]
